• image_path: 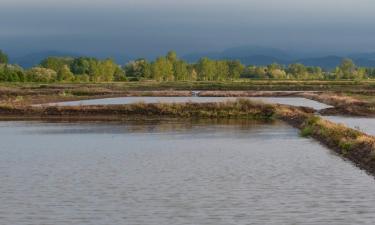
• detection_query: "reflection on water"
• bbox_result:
[46,96,331,110]
[0,120,375,225]
[323,116,375,136]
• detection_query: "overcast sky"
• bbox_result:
[1,0,374,58]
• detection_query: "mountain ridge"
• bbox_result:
[8,47,375,70]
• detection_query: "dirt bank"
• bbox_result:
[0,99,276,121]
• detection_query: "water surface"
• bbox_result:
[323,116,375,135]
[47,96,331,110]
[0,120,374,225]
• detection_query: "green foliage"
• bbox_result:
[227,60,245,80]
[268,64,287,79]
[300,126,313,137]
[332,59,365,80]
[114,67,127,81]
[125,59,151,80]
[57,65,74,82]
[167,51,178,62]
[151,57,174,81]
[196,58,216,81]
[174,60,189,81]
[339,141,355,154]
[1,50,375,83]
[70,57,95,75]
[26,67,57,82]
[69,57,122,82]
[0,64,25,82]
[0,50,9,64]
[215,61,229,81]
[40,57,73,72]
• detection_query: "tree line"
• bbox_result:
[0,49,374,82]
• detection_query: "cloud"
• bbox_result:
[1,0,375,56]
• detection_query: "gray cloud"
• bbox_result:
[1,0,374,58]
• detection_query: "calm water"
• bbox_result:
[1,120,375,225]
[47,96,331,110]
[323,116,375,136]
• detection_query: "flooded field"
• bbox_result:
[1,120,375,225]
[46,96,331,110]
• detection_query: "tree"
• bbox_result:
[70,57,96,75]
[188,65,198,81]
[215,61,229,81]
[57,65,75,82]
[40,57,73,72]
[70,57,120,82]
[196,58,216,81]
[243,66,267,79]
[267,63,286,79]
[0,50,8,64]
[113,67,127,81]
[97,59,117,82]
[338,58,356,79]
[227,60,245,80]
[173,60,189,81]
[268,68,287,79]
[0,64,25,82]
[125,59,151,79]
[287,64,307,79]
[167,51,178,63]
[26,67,57,82]
[306,66,324,79]
[151,57,174,81]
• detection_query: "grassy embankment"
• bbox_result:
[277,105,375,175]
[0,99,276,121]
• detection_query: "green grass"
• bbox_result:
[300,126,313,137]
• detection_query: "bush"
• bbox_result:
[300,126,313,137]
[26,67,57,82]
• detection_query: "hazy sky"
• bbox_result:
[1,0,374,58]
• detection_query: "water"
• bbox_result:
[46,96,331,110]
[323,116,375,135]
[1,120,375,225]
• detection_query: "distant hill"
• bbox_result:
[183,46,291,63]
[348,52,375,61]
[292,56,344,69]
[221,46,290,59]
[235,55,288,66]
[9,50,132,68]
[9,47,375,70]
[10,50,81,68]
[291,56,375,69]
[183,47,375,69]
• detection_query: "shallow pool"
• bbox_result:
[0,120,374,225]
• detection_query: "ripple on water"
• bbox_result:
[0,120,374,225]
[45,96,332,110]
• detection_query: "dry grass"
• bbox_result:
[0,99,276,120]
